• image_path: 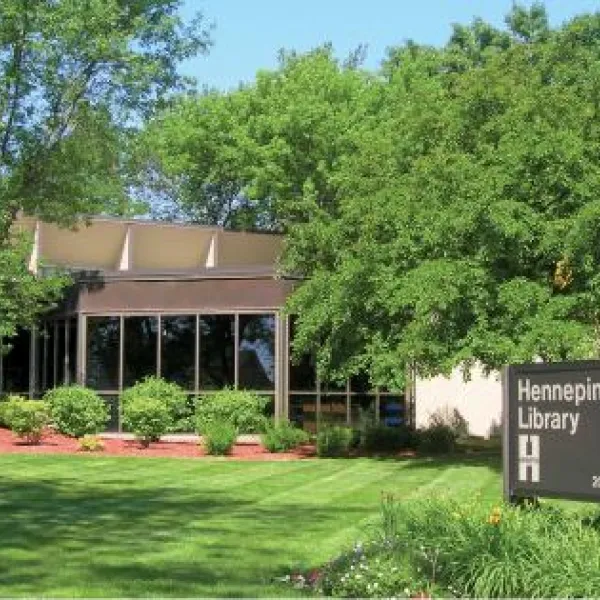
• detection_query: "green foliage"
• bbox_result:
[316,425,353,458]
[261,420,310,453]
[78,435,105,452]
[418,424,458,454]
[122,396,171,447]
[44,385,108,438]
[121,376,190,432]
[362,424,418,454]
[201,420,237,455]
[4,399,49,444]
[0,1,211,338]
[385,497,600,597]
[195,389,269,434]
[321,496,600,598]
[142,3,600,384]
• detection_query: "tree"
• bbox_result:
[142,46,377,229]
[284,6,600,387]
[0,0,210,338]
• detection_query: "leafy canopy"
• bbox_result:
[143,4,600,386]
[0,0,210,339]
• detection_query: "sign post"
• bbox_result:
[504,361,600,503]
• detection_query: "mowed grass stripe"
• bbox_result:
[0,453,501,597]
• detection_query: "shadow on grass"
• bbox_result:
[0,475,362,596]
[365,451,502,472]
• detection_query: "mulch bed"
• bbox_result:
[0,427,317,460]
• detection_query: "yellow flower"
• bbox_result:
[488,513,501,525]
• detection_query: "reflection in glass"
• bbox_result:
[379,395,405,427]
[86,317,120,390]
[350,394,376,427]
[199,315,234,389]
[161,316,196,389]
[350,372,373,394]
[3,328,31,393]
[290,394,317,433]
[320,394,348,425]
[57,321,66,386]
[238,314,275,390]
[68,319,77,384]
[36,327,44,393]
[289,318,316,391]
[101,395,120,432]
[46,322,55,390]
[123,316,158,387]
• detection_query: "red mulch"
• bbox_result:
[0,427,316,460]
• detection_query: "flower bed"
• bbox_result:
[0,427,316,460]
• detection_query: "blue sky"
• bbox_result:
[180,0,600,91]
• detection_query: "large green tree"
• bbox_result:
[0,0,210,337]
[286,6,600,387]
[143,46,377,229]
[143,4,600,386]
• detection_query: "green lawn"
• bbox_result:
[0,453,501,597]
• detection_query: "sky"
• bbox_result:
[179,0,600,91]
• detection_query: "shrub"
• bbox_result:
[122,396,171,447]
[202,420,237,455]
[195,389,269,434]
[362,423,418,454]
[262,420,309,453]
[320,497,600,598]
[417,424,457,453]
[428,405,469,438]
[316,425,353,457]
[121,376,190,432]
[4,398,49,444]
[79,434,105,452]
[388,497,600,597]
[44,385,108,437]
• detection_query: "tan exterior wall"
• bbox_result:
[130,223,214,270]
[217,231,282,268]
[415,364,502,438]
[39,221,126,270]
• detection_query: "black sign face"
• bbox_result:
[504,361,600,502]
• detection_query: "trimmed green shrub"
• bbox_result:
[122,396,171,447]
[262,420,310,453]
[202,420,237,455]
[316,425,353,457]
[44,385,108,437]
[121,376,190,432]
[417,423,457,453]
[362,423,418,454]
[195,389,269,434]
[79,434,105,452]
[4,398,49,444]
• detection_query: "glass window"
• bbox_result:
[45,322,56,390]
[238,314,275,390]
[160,316,196,389]
[67,319,77,384]
[199,315,234,389]
[123,316,158,388]
[289,394,317,433]
[380,395,405,427]
[350,394,376,427]
[351,372,373,394]
[86,316,120,390]
[3,328,31,394]
[101,395,120,432]
[57,321,66,386]
[320,395,348,426]
[288,318,316,391]
[36,327,45,393]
